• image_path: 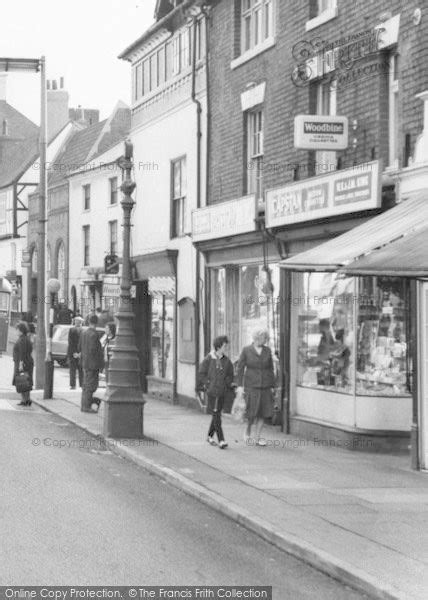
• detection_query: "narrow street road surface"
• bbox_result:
[0,406,368,598]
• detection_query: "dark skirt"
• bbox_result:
[245,388,273,420]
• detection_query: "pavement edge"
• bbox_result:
[33,398,406,600]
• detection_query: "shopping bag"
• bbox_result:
[231,389,246,423]
[15,371,32,393]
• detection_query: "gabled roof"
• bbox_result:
[0,100,39,189]
[48,120,106,187]
[48,102,130,186]
[155,0,174,20]
[119,0,196,60]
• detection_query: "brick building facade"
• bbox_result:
[191,0,428,454]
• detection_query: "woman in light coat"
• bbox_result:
[236,329,275,446]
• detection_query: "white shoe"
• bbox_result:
[207,436,217,446]
[256,438,267,446]
[219,441,228,449]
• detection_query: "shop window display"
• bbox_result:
[151,295,174,381]
[211,264,280,361]
[297,273,355,393]
[297,273,411,397]
[356,277,410,396]
[240,264,280,356]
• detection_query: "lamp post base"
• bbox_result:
[103,385,146,439]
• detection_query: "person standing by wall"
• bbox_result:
[78,315,104,412]
[236,329,275,446]
[197,335,234,449]
[12,322,34,406]
[68,316,84,389]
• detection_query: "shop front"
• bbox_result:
[192,196,282,396]
[133,250,177,402]
[277,192,428,451]
[340,224,428,468]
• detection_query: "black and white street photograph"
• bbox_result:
[1,1,428,599]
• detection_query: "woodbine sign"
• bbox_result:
[294,115,349,150]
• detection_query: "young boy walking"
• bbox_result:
[197,336,234,449]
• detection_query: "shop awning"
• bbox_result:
[340,225,428,277]
[133,249,178,279]
[279,193,428,272]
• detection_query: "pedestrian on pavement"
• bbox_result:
[84,309,98,326]
[12,322,34,407]
[56,301,73,325]
[197,335,234,449]
[68,316,84,389]
[236,329,275,446]
[27,322,36,346]
[78,314,104,413]
[101,321,116,384]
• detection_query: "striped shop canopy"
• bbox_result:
[279,192,428,272]
[149,276,176,297]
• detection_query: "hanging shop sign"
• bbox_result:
[265,160,380,227]
[294,114,348,150]
[192,195,257,243]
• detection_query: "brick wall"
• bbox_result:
[207,0,428,205]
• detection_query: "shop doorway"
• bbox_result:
[419,281,428,470]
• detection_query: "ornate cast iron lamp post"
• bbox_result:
[103,141,145,438]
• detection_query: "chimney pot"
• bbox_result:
[60,77,64,89]
[52,80,57,90]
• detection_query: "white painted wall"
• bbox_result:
[131,95,207,399]
[68,142,123,312]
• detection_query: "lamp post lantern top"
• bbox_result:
[47,278,61,294]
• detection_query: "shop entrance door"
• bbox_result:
[419,281,428,470]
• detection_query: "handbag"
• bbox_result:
[15,371,32,393]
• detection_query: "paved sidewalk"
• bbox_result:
[22,387,428,600]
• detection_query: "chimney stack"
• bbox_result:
[0,74,7,102]
[47,76,69,140]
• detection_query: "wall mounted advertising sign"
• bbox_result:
[265,160,380,227]
[294,115,349,150]
[191,195,257,242]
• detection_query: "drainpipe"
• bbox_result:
[191,12,203,390]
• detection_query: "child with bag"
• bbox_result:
[197,336,234,449]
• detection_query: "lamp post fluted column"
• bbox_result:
[103,140,145,439]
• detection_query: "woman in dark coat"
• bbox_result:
[236,328,275,446]
[197,335,234,449]
[13,322,34,406]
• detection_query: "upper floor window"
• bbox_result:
[171,156,187,238]
[241,0,274,54]
[83,184,91,211]
[133,19,204,103]
[306,0,337,31]
[246,109,264,199]
[83,225,90,267]
[315,79,337,174]
[317,0,336,14]
[109,220,118,255]
[109,177,118,205]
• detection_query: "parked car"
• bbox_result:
[51,324,105,367]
